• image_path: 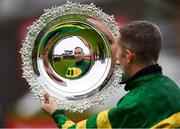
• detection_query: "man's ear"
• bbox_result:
[125,49,134,63]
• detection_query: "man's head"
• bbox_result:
[117,20,162,77]
[74,47,84,63]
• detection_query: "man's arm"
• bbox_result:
[52,108,113,129]
[41,93,116,128]
[41,92,142,128]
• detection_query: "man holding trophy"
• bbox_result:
[41,21,180,128]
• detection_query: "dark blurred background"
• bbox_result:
[0,0,180,128]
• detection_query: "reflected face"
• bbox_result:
[74,48,84,62]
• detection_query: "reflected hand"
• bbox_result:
[87,18,115,43]
[41,92,59,116]
[87,18,119,64]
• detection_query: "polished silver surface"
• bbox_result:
[21,2,121,112]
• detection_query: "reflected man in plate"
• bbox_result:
[65,47,91,78]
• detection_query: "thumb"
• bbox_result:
[44,92,51,103]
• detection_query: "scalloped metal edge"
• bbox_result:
[20,1,122,112]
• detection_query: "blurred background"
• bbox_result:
[0,0,180,128]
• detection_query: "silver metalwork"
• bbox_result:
[20,2,122,112]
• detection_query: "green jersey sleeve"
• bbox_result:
[52,108,114,129]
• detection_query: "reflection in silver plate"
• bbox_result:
[20,2,122,112]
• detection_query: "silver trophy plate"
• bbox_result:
[20,2,121,112]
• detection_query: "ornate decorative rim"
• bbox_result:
[20,2,122,112]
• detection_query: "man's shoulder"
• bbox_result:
[133,73,180,93]
[83,59,91,64]
[161,74,180,88]
[117,74,180,109]
[150,74,180,95]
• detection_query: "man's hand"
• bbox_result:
[41,92,59,116]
